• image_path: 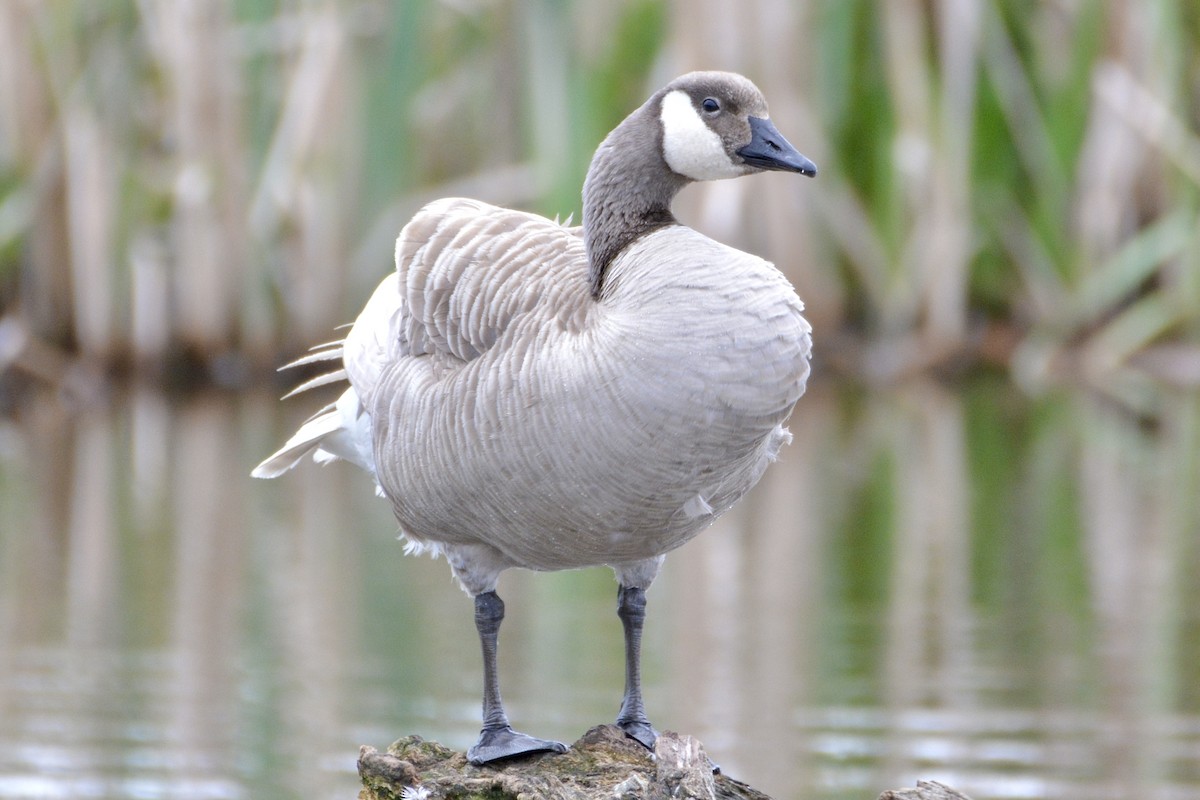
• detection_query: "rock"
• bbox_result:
[356,728,976,800]
[356,725,772,800]
[878,781,973,800]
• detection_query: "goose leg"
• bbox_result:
[615,584,658,750]
[466,590,568,765]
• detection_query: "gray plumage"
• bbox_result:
[253,70,817,764]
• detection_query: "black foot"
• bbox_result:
[466,726,568,765]
[617,718,659,751]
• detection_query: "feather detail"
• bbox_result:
[278,347,344,371]
[251,408,345,479]
[681,494,714,519]
[306,337,347,351]
[253,387,376,480]
[280,368,348,399]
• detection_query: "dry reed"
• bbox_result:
[0,0,1196,390]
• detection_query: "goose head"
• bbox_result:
[657,71,817,181]
[584,71,816,297]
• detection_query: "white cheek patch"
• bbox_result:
[660,90,743,181]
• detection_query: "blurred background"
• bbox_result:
[0,1,1197,799]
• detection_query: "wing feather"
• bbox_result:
[391,197,589,372]
[256,197,588,483]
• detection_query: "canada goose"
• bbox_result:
[254,71,816,765]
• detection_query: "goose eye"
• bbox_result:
[701,97,720,114]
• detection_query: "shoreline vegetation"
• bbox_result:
[1,1,1197,406]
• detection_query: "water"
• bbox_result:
[1,378,1197,800]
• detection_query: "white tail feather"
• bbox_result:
[280,368,348,399]
[254,271,398,486]
[251,409,344,478]
[252,387,378,482]
[279,347,344,371]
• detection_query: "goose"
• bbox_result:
[253,70,817,765]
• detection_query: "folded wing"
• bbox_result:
[254,197,588,480]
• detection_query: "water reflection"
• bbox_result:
[0,379,1196,800]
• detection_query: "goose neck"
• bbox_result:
[582,113,687,299]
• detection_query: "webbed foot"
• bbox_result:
[617,718,659,751]
[466,725,568,765]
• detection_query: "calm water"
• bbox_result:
[0,377,1197,800]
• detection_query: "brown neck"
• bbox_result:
[582,100,688,299]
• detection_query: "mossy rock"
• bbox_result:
[357,724,772,800]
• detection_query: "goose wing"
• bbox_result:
[382,197,588,379]
[253,198,586,481]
